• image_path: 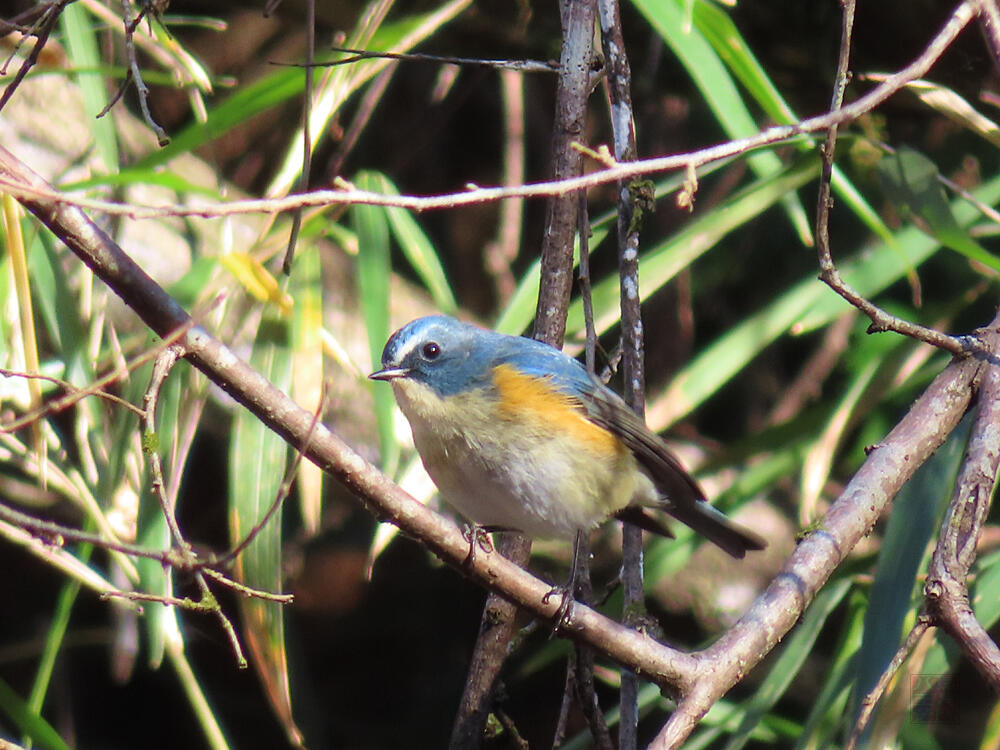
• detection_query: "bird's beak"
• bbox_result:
[369,366,411,381]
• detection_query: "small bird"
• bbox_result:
[369,315,765,558]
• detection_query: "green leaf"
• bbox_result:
[722,578,852,749]
[59,168,223,196]
[0,676,72,750]
[366,172,457,314]
[690,0,795,125]
[651,170,1000,429]
[289,245,325,534]
[631,0,813,244]
[352,171,398,475]
[135,362,187,669]
[794,589,867,749]
[691,0,897,249]
[229,315,300,745]
[24,565,84,743]
[131,68,306,172]
[567,155,819,338]
[60,3,118,172]
[877,146,1000,272]
[495,161,722,338]
[853,415,971,731]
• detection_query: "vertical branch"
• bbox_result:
[925,341,1000,689]
[533,0,598,345]
[598,1,645,747]
[452,2,597,747]
[570,194,614,749]
[814,0,970,354]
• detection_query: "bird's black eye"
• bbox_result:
[422,342,441,360]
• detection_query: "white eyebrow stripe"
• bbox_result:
[391,332,424,363]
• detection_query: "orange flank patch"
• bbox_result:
[491,364,621,456]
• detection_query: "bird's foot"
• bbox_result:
[542,584,576,632]
[461,524,494,567]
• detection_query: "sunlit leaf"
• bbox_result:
[0,675,72,750]
[220,251,293,315]
[869,76,1000,149]
[230,315,301,747]
[649,170,1000,430]
[289,246,325,535]
[366,172,457,313]
[631,0,813,245]
[877,146,1000,273]
[721,578,852,749]
[60,2,118,172]
[353,170,398,475]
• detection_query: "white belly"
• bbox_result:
[392,379,648,538]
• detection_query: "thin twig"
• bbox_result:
[193,572,247,668]
[651,311,997,748]
[326,62,398,178]
[215,383,327,566]
[766,311,857,425]
[552,658,576,749]
[0,0,71,112]
[121,0,170,146]
[142,344,189,550]
[452,2,595,745]
[2,4,977,225]
[0,499,179,565]
[140,342,255,665]
[872,138,1000,225]
[814,0,973,355]
[6,115,1000,748]
[0,317,194,433]
[0,498,293,605]
[289,46,559,73]
[200,567,294,602]
[573,611,615,750]
[533,0,597,345]
[0,514,140,606]
[972,0,1000,72]
[845,614,934,750]
[484,69,526,305]
[0,369,143,417]
[578,192,597,373]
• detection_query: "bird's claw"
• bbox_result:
[461,524,494,567]
[543,584,576,631]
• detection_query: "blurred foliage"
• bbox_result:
[0,0,998,748]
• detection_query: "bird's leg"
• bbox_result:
[461,523,496,567]
[543,530,587,629]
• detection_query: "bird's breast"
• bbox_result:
[390,371,645,537]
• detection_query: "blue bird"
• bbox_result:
[370,315,765,558]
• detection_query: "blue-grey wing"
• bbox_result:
[493,336,765,557]
[516,349,765,558]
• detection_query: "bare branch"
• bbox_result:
[846,615,934,750]
[0,3,975,224]
[454,2,597,745]
[651,316,996,747]
[598,0,646,745]
[925,324,1000,689]
[814,0,976,354]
